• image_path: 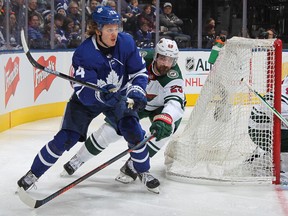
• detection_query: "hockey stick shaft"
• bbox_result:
[20,29,107,93]
[18,134,155,208]
[242,78,288,127]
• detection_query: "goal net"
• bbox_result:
[165,37,282,184]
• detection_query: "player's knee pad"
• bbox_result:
[90,123,121,149]
[50,130,81,154]
[118,117,145,144]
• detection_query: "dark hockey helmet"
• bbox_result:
[92,6,121,29]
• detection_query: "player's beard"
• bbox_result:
[156,65,170,76]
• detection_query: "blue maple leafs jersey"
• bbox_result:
[72,32,148,105]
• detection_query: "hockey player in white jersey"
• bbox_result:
[248,76,288,177]
[61,38,186,192]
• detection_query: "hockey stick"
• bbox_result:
[17,134,155,208]
[20,29,107,93]
[241,78,288,127]
[20,29,135,106]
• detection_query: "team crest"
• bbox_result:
[185,57,195,71]
[167,70,179,78]
[139,50,147,58]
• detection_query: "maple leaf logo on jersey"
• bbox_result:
[97,70,123,90]
[146,93,157,101]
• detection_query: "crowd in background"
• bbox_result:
[0,0,278,51]
[0,0,197,51]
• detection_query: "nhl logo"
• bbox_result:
[186,57,194,71]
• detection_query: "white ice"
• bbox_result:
[1,107,288,216]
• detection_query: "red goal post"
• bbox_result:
[165,37,282,184]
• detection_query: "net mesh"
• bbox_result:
[165,37,278,184]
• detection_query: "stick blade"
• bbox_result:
[17,187,37,208]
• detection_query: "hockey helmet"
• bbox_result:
[92,6,121,29]
[154,38,179,66]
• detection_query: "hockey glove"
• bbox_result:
[97,84,121,107]
[150,113,173,141]
[126,85,147,111]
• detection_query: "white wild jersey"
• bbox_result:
[249,76,288,130]
[145,65,185,124]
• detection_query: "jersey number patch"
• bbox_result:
[75,66,85,78]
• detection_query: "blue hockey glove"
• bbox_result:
[150,113,173,141]
[97,84,121,107]
[126,85,147,111]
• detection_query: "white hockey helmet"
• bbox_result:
[154,38,179,66]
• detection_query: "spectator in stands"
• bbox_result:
[106,0,117,10]
[0,0,5,27]
[122,0,140,34]
[151,0,161,17]
[28,0,45,28]
[62,16,81,48]
[56,0,69,11]
[10,0,26,30]
[67,1,82,32]
[0,26,6,50]
[257,28,277,39]
[7,12,22,49]
[137,4,155,32]
[56,4,67,17]
[203,17,216,48]
[85,0,100,21]
[54,13,68,48]
[159,2,191,48]
[135,22,154,48]
[266,28,277,39]
[28,12,49,49]
[0,11,21,50]
[120,0,129,16]
[37,0,49,13]
[128,0,141,15]
[42,9,53,25]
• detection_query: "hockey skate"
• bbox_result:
[17,170,38,191]
[115,158,138,183]
[61,155,84,176]
[138,172,160,194]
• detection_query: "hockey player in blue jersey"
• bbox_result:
[60,38,185,193]
[17,6,160,193]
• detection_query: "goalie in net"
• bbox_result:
[248,76,288,184]
[165,37,282,184]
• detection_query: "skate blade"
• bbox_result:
[115,172,136,184]
[147,186,160,194]
[60,169,71,177]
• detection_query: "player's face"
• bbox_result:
[155,54,174,76]
[100,24,119,47]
